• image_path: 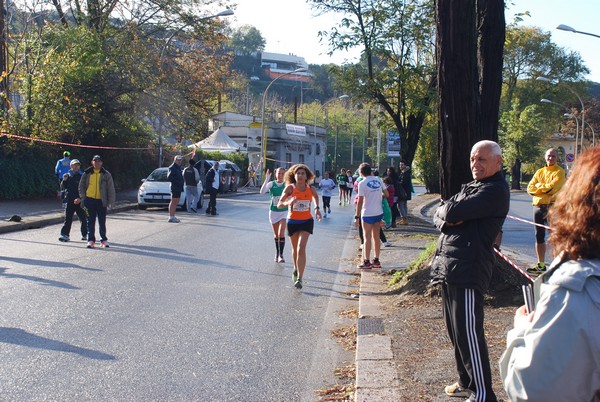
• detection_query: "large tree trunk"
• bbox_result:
[477,0,505,141]
[436,0,505,199]
[436,0,480,199]
[511,159,521,190]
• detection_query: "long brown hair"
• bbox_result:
[284,164,314,185]
[548,148,600,260]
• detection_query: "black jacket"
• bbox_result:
[167,163,184,192]
[61,170,83,203]
[430,171,509,294]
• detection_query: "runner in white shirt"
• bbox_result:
[318,171,336,217]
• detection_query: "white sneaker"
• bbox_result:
[58,234,70,242]
[384,242,392,247]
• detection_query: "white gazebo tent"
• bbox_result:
[190,128,240,153]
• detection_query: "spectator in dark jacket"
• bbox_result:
[205,161,220,216]
[397,160,413,225]
[167,155,184,223]
[385,166,401,227]
[58,159,87,242]
[430,140,509,402]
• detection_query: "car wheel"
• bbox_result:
[138,204,147,210]
[197,192,204,209]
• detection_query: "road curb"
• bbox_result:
[0,190,259,235]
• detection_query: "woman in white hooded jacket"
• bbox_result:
[499,147,600,402]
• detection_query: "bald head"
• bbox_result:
[470,140,502,181]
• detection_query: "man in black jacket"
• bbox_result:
[167,155,184,223]
[430,140,509,402]
[205,161,220,215]
[58,159,87,242]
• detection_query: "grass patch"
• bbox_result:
[388,240,437,286]
[404,233,438,240]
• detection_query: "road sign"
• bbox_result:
[565,153,575,163]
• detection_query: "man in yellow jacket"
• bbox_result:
[526,148,566,273]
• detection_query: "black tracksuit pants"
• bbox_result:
[442,282,497,402]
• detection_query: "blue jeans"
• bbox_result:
[84,198,107,242]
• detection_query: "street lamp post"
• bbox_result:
[157,9,234,167]
[537,76,585,159]
[312,95,349,174]
[540,98,580,153]
[557,24,600,39]
[260,67,307,179]
[564,113,580,154]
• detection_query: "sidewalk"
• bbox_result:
[354,193,440,401]
[0,186,260,235]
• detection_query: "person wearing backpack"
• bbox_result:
[183,159,200,213]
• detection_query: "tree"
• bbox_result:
[436,0,505,199]
[502,24,589,111]
[310,0,436,168]
[229,25,265,55]
[498,24,589,188]
[499,102,544,189]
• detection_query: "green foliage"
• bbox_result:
[413,117,439,193]
[312,0,436,166]
[499,102,544,167]
[0,155,58,199]
[228,25,266,54]
[388,239,437,286]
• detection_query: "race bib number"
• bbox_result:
[272,196,280,205]
[294,200,311,212]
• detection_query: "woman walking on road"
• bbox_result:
[260,168,288,263]
[277,164,322,289]
[355,163,388,269]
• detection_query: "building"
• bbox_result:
[208,111,327,180]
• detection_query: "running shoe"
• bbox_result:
[294,279,303,289]
[372,258,382,268]
[274,255,279,262]
[292,270,298,282]
[444,382,470,398]
[81,236,87,241]
[277,256,285,263]
[527,262,546,274]
[328,208,331,214]
[100,241,109,248]
[339,201,342,206]
[384,242,391,247]
[58,234,70,242]
[168,217,180,223]
[86,241,95,249]
[357,260,372,269]
[323,213,327,218]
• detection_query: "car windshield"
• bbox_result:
[146,169,168,182]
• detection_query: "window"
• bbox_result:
[286,153,292,164]
[299,154,304,163]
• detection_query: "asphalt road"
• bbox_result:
[501,190,545,265]
[0,194,358,401]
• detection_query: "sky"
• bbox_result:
[229,0,600,83]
